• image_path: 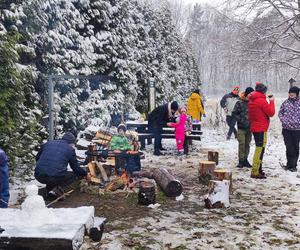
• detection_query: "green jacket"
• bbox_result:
[109,135,132,151]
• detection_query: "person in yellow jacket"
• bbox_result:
[187,89,205,122]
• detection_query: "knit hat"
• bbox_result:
[193,89,200,95]
[289,86,299,96]
[244,87,254,96]
[255,83,267,93]
[62,132,76,144]
[171,101,179,111]
[117,123,126,133]
[232,86,240,91]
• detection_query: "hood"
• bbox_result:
[249,91,266,101]
[190,93,200,100]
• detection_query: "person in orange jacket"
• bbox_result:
[187,89,205,122]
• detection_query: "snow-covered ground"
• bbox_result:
[6,95,300,249]
[91,95,300,250]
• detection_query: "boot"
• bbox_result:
[288,167,297,172]
[243,160,252,168]
[236,160,244,168]
[154,150,162,156]
[250,172,267,179]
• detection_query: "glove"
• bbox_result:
[202,114,206,118]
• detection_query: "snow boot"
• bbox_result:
[250,172,267,179]
[243,160,252,168]
[154,150,162,156]
[236,160,244,168]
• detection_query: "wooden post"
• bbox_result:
[204,180,230,209]
[208,151,219,165]
[213,169,233,194]
[198,161,216,185]
[153,168,183,197]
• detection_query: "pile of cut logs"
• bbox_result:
[199,151,232,209]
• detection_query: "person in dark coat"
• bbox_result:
[0,148,9,208]
[34,132,91,197]
[232,87,254,168]
[220,86,240,140]
[278,86,300,172]
[148,101,179,155]
[248,83,275,179]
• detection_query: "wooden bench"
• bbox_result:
[138,133,201,154]
[125,120,202,154]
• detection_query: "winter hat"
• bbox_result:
[244,87,254,97]
[289,86,299,96]
[171,101,179,111]
[117,123,126,133]
[255,83,267,94]
[232,86,240,91]
[62,132,76,144]
[193,89,200,95]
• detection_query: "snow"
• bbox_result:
[1,185,97,250]
[205,180,230,207]
[97,95,300,249]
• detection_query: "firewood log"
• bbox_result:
[88,162,97,177]
[95,161,108,182]
[152,168,182,197]
[198,161,216,185]
[208,151,219,165]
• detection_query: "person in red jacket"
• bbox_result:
[248,83,275,179]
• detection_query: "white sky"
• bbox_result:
[182,0,223,6]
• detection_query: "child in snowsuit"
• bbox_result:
[168,106,188,155]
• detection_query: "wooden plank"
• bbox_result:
[95,161,108,182]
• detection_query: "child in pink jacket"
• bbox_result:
[167,106,188,155]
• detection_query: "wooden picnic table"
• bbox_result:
[125,120,202,154]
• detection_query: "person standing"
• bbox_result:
[232,87,254,168]
[248,83,275,179]
[278,86,300,172]
[148,101,179,156]
[167,106,188,155]
[187,89,205,122]
[0,147,9,208]
[35,132,91,198]
[220,86,240,140]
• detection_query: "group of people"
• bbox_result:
[221,83,300,179]
[148,89,205,156]
[1,83,299,207]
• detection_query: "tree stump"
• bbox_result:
[138,181,156,205]
[153,168,183,197]
[208,151,219,165]
[204,180,230,209]
[198,161,216,185]
[213,169,233,194]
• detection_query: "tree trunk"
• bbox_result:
[208,151,219,165]
[152,168,183,197]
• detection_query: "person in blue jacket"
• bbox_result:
[0,147,9,208]
[34,132,91,197]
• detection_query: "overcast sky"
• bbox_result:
[182,0,223,6]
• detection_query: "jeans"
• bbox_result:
[226,116,237,138]
[0,164,10,208]
[35,171,79,192]
[149,125,163,152]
